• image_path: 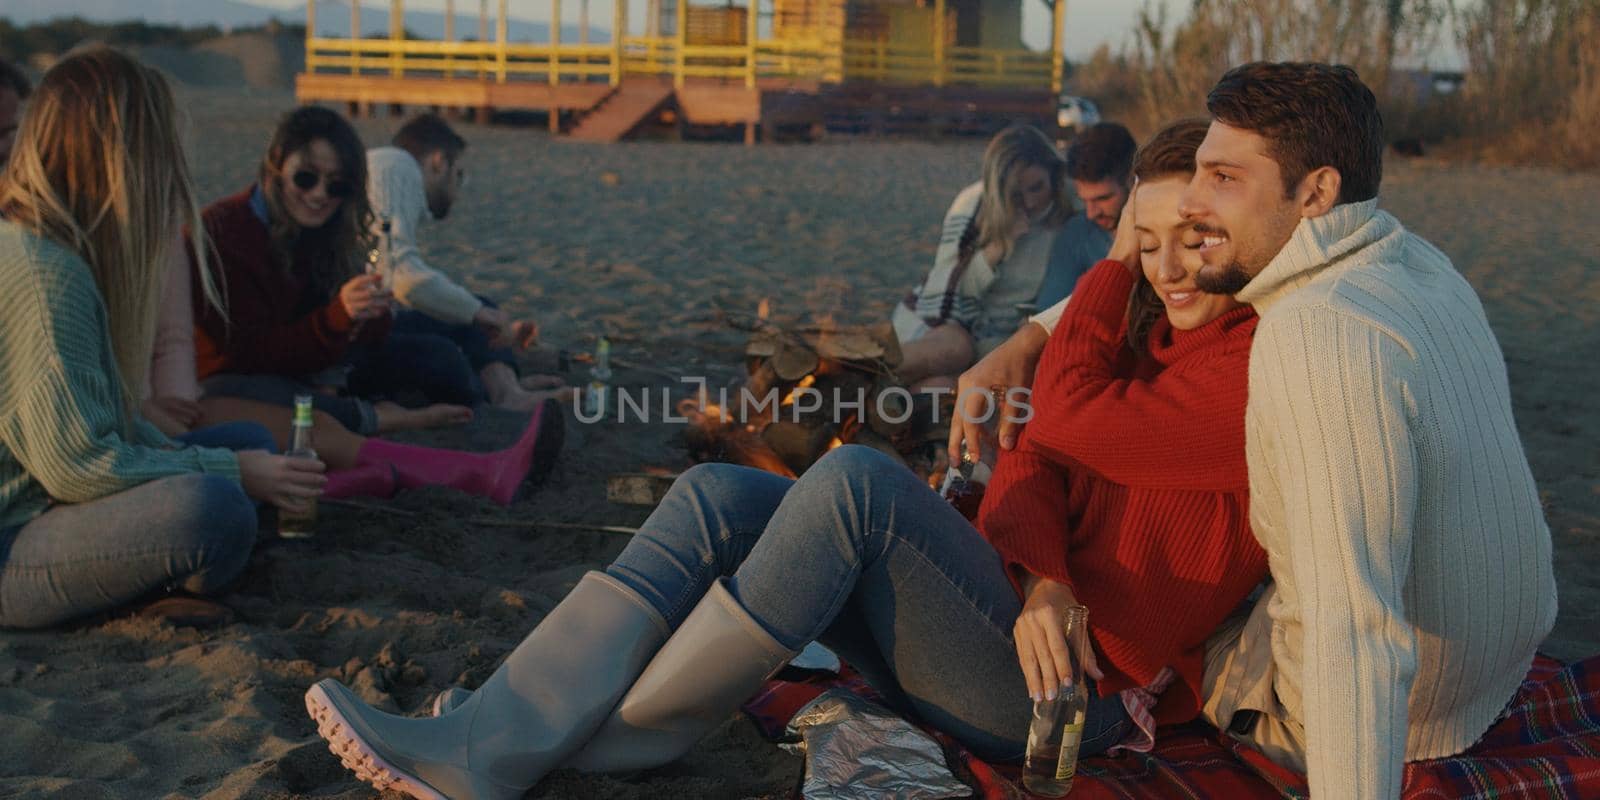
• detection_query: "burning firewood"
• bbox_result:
[679,306,945,481]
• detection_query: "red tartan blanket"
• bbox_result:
[742,655,1600,799]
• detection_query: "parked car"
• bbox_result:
[1056,95,1102,135]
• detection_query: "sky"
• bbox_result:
[247,0,1158,59]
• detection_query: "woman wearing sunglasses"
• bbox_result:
[189,106,480,436]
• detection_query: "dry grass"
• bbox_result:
[1069,0,1600,170]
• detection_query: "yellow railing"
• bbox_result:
[306,35,1050,91]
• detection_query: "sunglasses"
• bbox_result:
[289,169,356,199]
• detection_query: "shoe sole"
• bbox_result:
[430,691,453,718]
[305,683,448,800]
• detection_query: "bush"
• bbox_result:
[1068,0,1598,170]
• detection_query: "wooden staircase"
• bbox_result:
[568,83,677,142]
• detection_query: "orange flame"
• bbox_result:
[780,374,818,407]
[757,298,771,320]
[827,436,843,451]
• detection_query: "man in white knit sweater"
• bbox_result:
[1179,62,1558,798]
[368,114,570,412]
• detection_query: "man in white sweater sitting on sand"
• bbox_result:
[953,61,1557,799]
[1182,61,1557,799]
[368,113,570,412]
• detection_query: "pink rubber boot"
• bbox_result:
[355,398,564,505]
[322,462,399,500]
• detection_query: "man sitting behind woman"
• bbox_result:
[894,123,1135,389]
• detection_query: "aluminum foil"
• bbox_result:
[785,689,973,800]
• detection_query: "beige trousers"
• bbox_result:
[1201,584,1308,775]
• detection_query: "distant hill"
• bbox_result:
[1,0,608,43]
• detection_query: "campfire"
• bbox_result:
[679,303,950,484]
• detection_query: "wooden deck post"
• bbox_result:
[444,0,455,76]
[580,0,590,71]
[552,0,563,86]
[497,0,509,82]
[745,0,758,88]
[305,0,316,73]
[390,0,405,78]
[1051,0,1066,96]
[350,0,361,73]
[932,0,946,87]
[674,0,687,89]
[611,0,626,85]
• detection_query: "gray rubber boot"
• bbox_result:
[564,577,797,772]
[304,571,671,799]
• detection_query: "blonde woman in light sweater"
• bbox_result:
[1177,63,1556,799]
[0,48,326,629]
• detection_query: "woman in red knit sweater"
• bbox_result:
[977,118,1268,740]
[189,107,482,437]
[303,120,1268,799]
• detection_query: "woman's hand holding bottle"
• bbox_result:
[236,449,327,513]
[339,273,392,322]
[1015,574,1104,702]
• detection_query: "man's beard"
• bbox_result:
[427,190,453,220]
[1195,262,1252,295]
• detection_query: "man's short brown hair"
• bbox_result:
[394,113,467,164]
[0,57,32,99]
[1206,61,1383,204]
[1065,122,1137,186]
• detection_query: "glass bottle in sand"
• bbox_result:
[584,335,612,419]
[277,394,318,539]
[1022,605,1090,796]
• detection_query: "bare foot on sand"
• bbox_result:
[489,386,577,413]
[519,374,568,391]
[374,401,474,433]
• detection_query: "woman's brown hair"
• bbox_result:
[258,106,374,303]
[1125,118,1211,353]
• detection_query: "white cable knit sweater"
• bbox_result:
[1221,199,1557,798]
[366,146,485,326]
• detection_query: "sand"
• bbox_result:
[0,86,1596,799]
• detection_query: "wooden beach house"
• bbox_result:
[295,0,1067,141]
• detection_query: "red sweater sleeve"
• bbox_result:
[190,192,369,378]
[977,440,1078,599]
[1025,260,1254,492]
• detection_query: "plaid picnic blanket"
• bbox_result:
[743,654,1600,799]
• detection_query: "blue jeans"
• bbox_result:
[0,474,258,629]
[176,421,278,453]
[606,445,1132,762]
[392,295,517,376]
[203,373,380,436]
[347,331,483,407]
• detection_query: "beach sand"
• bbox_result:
[1,87,1596,799]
